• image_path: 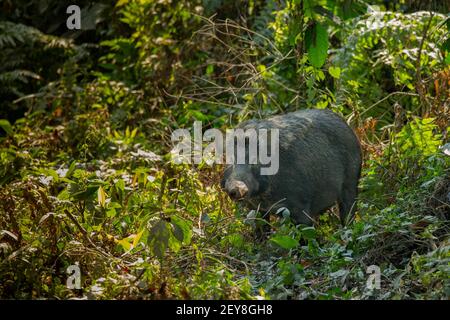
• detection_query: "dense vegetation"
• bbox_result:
[0,0,449,300]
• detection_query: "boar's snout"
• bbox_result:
[225,180,248,200]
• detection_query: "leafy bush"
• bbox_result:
[0,0,449,300]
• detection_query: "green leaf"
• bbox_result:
[131,127,138,139]
[66,161,77,178]
[206,64,214,75]
[305,23,329,68]
[442,38,450,53]
[301,226,317,240]
[116,231,143,252]
[0,119,13,136]
[97,186,107,207]
[168,234,182,253]
[112,179,125,203]
[37,168,60,183]
[171,222,184,242]
[270,235,299,249]
[132,230,145,248]
[115,0,129,8]
[330,269,349,278]
[148,220,170,259]
[171,216,192,245]
[116,237,132,251]
[303,0,314,18]
[106,208,117,218]
[329,66,341,79]
[70,185,98,201]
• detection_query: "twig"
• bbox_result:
[63,209,111,258]
[359,91,419,116]
[64,209,88,236]
[415,11,435,113]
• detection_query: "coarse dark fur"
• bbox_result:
[221,109,362,226]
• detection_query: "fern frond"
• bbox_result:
[0,21,75,49]
[0,70,41,84]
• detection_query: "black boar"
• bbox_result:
[221,109,362,227]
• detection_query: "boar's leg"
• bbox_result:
[291,203,315,226]
[338,183,358,226]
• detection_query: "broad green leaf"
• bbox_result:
[70,185,98,201]
[303,0,314,18]
[305,23,329,68]
[171,222,184,242]
[168,235,182,253]
[301,226,317,240]
[116,237,132,251]
[116,178,125,192]
[57,189,70,200]
[116,0,129,8]
[98,186,106,207]
[206,64,214,75]
[132,230,145,248]
[442,38,450,52]
[66,161,77,178]
[130,127,138,138]
[171,216,192,245]
[0,119,13,136]
[106,208,117,218]
[148,220,170,259]
[329,66,341,79]
[270,235,299,249]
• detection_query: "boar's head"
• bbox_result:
[221,164,269,200]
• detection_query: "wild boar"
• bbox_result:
[221,109,362,227]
